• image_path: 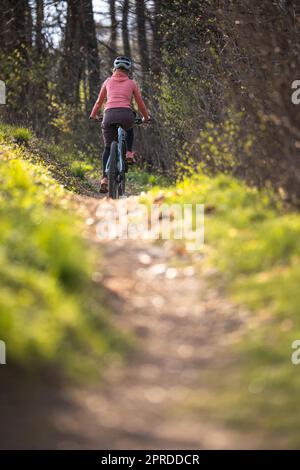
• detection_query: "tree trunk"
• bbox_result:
[152,0,162,74]
[0,0,32,124]
[60,0,100,109]
[33,0,49,134]
[122,0,131,58]
[81,0,101,105]
[36,0,44,54]
[135,0,150,82]
[60,0,83,106]
[0,0,32,53]
[109,0,117,61]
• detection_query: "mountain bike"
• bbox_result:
[106,114,144,199]
[94,114,144,199]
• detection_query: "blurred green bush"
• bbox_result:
[0,138,127,376]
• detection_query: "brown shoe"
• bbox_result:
[126,151,137,165]
[100,176,108,193]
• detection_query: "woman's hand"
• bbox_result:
[142,115,151,124]
[89,114,103,122]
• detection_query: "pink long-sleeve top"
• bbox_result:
[90,70,149,120]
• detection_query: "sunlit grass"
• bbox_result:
[0,123,33,145]
[127,168,169,193]
[142,168,300,446]
[70,160,93,179]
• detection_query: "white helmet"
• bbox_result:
[114,56,132,71]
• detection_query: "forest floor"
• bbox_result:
[0,180,262,450]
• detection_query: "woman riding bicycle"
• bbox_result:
[89,56,150,193]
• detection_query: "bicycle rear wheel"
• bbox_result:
[118,140,126,197]
[108,141,118,199]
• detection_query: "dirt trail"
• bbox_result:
[0,192,258,449]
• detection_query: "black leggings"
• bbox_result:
[102,128,134,177]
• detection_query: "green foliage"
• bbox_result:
[0,123,32,145]
[11,127,32,145]
[127,169,169,193]
[143,169,300,445]
[0,141,127,376]
[0,46,54,134]
[191,112,251,173]
[0,122,100,194]
[70,160,93,179]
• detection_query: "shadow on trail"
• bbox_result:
[0,368,82,450]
